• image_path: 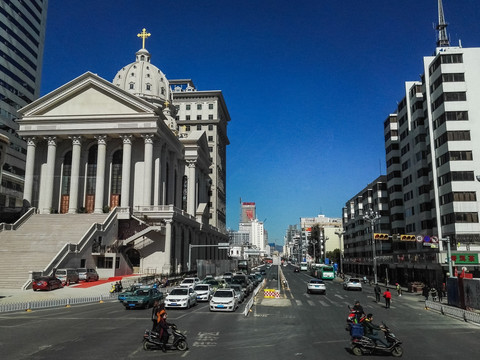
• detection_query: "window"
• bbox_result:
[129,83,134,89]
[442,212,478,225]
[197,104,202,110]
[208,114,213,120]
[430,73,465,92]
[208,136,213,141]
[146,84,151,90]
[438,171,474,186]
[197,125,202,130]
[429,54,463,75]
[208,125,213,131]
[433,111,469,129]
[186,115,190,120]
[186,104,191,110]
[197,115,202,120]
[209,104,214,109]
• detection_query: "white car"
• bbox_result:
[307,279,326,294]
[164,287,198,309]
[194,284,213,302]
[343,278,363,291]
[179,277,200,288]
[209,289,238,312]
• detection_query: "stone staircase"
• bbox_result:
[0,213,108,289]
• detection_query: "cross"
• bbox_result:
[137,28,151,49]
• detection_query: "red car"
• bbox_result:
[32,276,64,291]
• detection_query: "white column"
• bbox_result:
[163,220,172,274]
[187,160,196,215]
[142,134,154,206]
[94,135,107,214]
[23,137,36,205]
[43,136,57,214]
[120,135,132,208]
[68,136,82,213]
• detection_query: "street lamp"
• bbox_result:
[363,208,381,284]
[335,230,346,275]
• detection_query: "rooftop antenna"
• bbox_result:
[436,0,450,47]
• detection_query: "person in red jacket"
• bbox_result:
[383,288,392,308]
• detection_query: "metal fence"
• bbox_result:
[425,300,480,325]
[0,292,117,313]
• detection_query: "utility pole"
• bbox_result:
[363,209,381,284]
[335,230,346,275]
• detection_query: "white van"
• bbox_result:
[55,268,79,285]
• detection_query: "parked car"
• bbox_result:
[343,278,362,291]
[307,279,326,294]
[179,277,200,288]
[164,287,198,309]
[209,288,238,312]
[32,276,63,291]
[77,268,99,282]
[55,268,79,285]
[194,284,214,302]
[228,284,245,303]
[123,288,164,309]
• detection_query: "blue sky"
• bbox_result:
[40,1,480,244]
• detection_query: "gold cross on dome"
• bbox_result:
[137,28,151,49]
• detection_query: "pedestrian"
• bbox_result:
[422,285,429,301]
[395,282,402,296]
[383,288,392,308]
[430,287,438,301]
[437,286,443,303]
[374,283,381,303]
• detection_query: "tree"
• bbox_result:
[308,224,323,263]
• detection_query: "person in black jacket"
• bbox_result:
[156,310,171,352]
[362,314,389,347]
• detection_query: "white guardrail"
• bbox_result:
[0,293,117,313]
[425,300,480,325]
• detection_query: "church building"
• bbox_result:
[8,29,230,283]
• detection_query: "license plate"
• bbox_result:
[170,303,177,306]
[128,304,136,307]
[217,304,225,308]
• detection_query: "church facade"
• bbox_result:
[16,31,230,276]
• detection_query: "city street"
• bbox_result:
[1,265,479,359]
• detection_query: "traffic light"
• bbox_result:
[400,234,416,241]
[374,233,389,240]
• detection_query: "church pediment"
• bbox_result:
[20,72,159,118]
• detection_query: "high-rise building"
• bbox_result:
[170,80,230,232]
[240,202,256,223]
[0,0,48,210]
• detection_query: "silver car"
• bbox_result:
[343,278,363,291]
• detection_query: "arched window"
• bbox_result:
[129,83,134,90]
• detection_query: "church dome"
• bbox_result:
[113,48,170,106]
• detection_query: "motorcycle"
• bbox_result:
[143,324,188,352]
[350,322,403,357]
[346,305,365,332]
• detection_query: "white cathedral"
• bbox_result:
[0,29,230,287]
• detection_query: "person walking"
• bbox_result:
[437,286,443,303]
[374,283,381,303]
[383,288,392,309]
[422,285,430,301]
[395,282,402,296]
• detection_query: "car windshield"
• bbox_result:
[77,268,86,273]
[310,280,324,284]
[182,279,194,283]
[195,285,208,291]
[350,279,360,283]
[135,289,150,296]
[214,291,234,298]
[204,280,219,285]
[170,288,188,295]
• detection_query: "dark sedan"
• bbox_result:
[32,276,63,291]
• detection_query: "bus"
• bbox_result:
[320,265,335,280]
[300,262,308,271]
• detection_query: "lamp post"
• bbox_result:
[335,230,346,275]
[363,208,381,284]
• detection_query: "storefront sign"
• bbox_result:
[451,253,479,264]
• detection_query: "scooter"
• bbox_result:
[350,322,403,357]
[346,305,365,332]
[143,324,188,352]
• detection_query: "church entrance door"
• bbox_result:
[110,194,120,210]
[60,195,69,214]
[85,194,95,213]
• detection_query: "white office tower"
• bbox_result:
[385,0,480,274]
[0,0,48,210]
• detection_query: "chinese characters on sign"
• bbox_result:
[451,253,479,264]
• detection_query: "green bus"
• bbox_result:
[320,265,335,280]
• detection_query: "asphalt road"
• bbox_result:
[1,265,479,360]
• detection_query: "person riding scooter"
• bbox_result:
[156,309,171,352]
[362,313,389,347]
